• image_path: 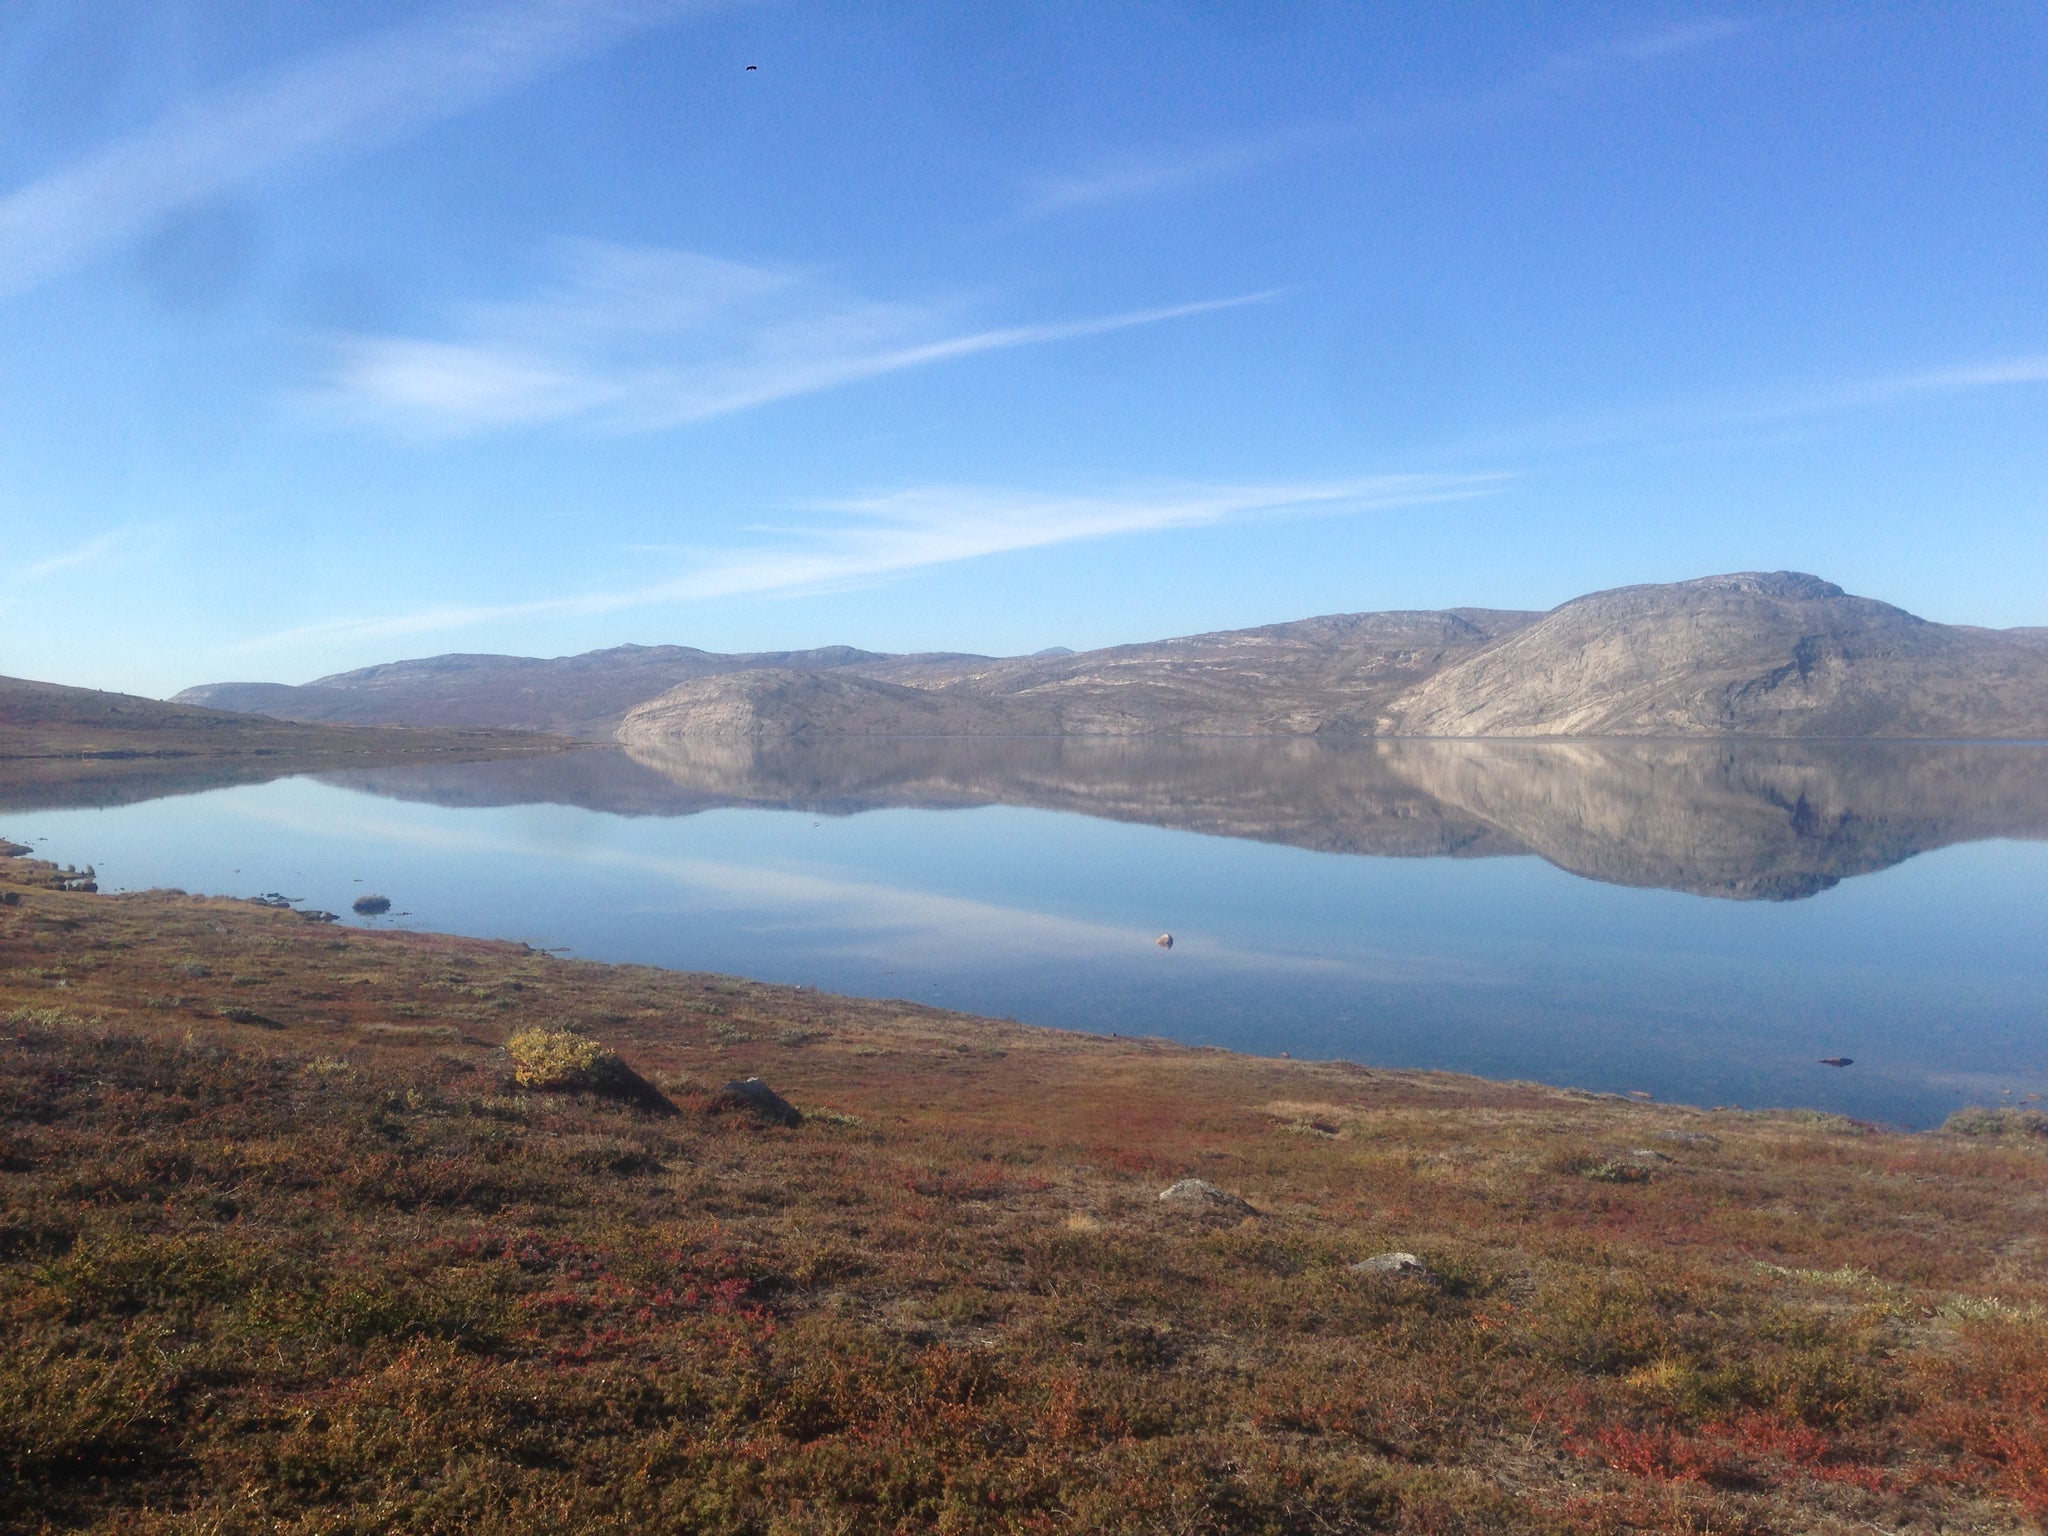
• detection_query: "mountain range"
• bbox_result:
[176,572,2048,742]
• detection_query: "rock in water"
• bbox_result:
[714,1077,802,1127]
[1348,1251,1438,1282]
[352,894,392,915]
[1155,933,1173,949]
[1818,1056,1854,1068]
[1157,1178,1254,1216]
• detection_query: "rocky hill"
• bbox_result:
[178,574,2048,741]
[618,670,1058,739]
[174,643,984,738]
[610,609,1536,743]
[1380,572,2048,737]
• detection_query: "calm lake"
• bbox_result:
[8,736,2047,1128]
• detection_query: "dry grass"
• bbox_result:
[2,843,2045,1533]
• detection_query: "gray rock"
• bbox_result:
[714,1076,802,1127]
[1347,1251,1438,1282]
[1157,1178,1255,1216]
[1381,571,2048,739]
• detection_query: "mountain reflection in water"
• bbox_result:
[10,736,2047,1126]
[310,736,2048,901]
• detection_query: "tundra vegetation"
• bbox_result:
[0,843,2044,1533]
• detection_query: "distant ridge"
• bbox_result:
[176,643,988,738]
[0,673,566,810]
[178,573,2048,742]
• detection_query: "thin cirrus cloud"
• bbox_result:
[235,473,1505,652]
[1448,353,2048,461]
[315,242,1284,436]
[0,0,711,301]
[1024,15,1755,216]
[1024,123,1342,217]
[21,529,131,583]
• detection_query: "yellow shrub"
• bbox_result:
[506,1027,617,1091]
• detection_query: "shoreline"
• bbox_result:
[0,814,2004,1132]
[5,839,2047,1530]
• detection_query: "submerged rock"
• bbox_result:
[1157,1178,1254,1216]
[714,1076,802,1127]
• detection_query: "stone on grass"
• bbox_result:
[1157,1178,1254,1216]
[1653,1129,1719,1147]
[713,1076,803,1127]
[1347,1251,1438,1283]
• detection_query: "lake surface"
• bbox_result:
[7,736,2047,1128]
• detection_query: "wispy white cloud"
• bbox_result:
[1553,15,1755,69]
[1025,15,1756,216]
[1842,356,2048,403]
[0,0,709,301]
[314,241,1283,435]
[1024,125,1340,216]
[231,472,1505,652]
[20,529,131,582]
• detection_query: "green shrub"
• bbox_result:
[1942,1106,2048,1139]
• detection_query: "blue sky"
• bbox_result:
[3,1,2044,696]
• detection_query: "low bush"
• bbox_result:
[1942,1105,2048,1139]
[504,1026,673,1115]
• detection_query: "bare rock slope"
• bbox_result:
[1380,572,2048,738]
[618,670,1058,740]
[617,609,1535,742]
[180,573,2048,741]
